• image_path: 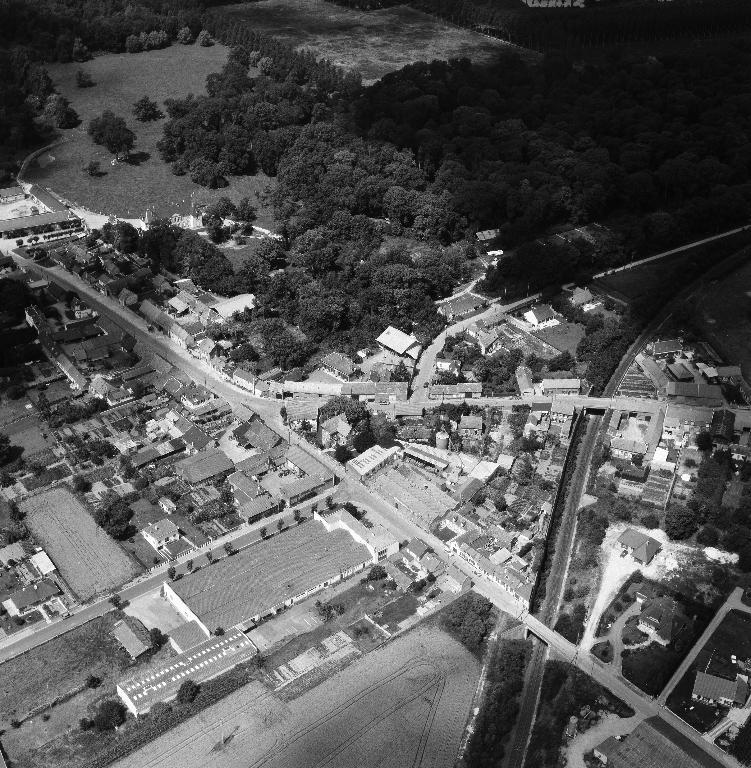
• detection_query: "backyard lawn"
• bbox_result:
[25,44,276,229]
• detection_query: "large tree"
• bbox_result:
[88,110,135,159]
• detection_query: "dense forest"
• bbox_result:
[409,0,751,51]
[146,30,751,381]
[357,51,751,285]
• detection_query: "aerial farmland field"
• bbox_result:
[21,487,140,599]
[116,625,480,768]
[217,0,515,83]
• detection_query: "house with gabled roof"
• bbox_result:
[113,615,152,659]
[523,304,558,328]
[376,326,422,360]
[692,671,749,708]
[321,352,357,381]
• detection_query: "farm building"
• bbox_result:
[112,615,152,659]
[438,294,485,321]
[346,444,401,481]
[541,378,581,396]
[376,326,422,360]
[175,448,233,485]
[163,521,372,635]
[117,629,257,714]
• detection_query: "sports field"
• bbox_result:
[218,0,515,83]
[21,487,140,599]
[24,44,275,227]
[116,625,480,768]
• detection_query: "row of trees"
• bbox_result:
[0,0,217,63]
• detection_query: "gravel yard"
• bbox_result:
[116,625,480,768]
[581,523,699,653]
[21,487,140,599]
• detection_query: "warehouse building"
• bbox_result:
[163,521,372,635]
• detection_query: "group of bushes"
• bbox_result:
[438,593,496,654]
[463,639,531,768]
[526,661,634,767]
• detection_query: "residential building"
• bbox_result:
[458,414,483,439]
[2,579,60,616]
[318,414,352,447]
[320,352,357,380]
[616,528,661,565]
[232,368,257,391]
[637,596,680,645]
[523,304,557,328]
[117,288,138,307]
[435,355,461,376]
[593,716,726,768]
[142,518,180,551]
[0,184,25,204]
[650,339,683,359]
[667,362,693,382]
[692,671,749,707]
[403,539,430,566]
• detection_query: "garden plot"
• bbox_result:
[21,487,140,599]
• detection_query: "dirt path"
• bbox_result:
[563,713,642,768]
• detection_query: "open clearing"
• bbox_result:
[0,614,131,764]
[116,625,480,768]
[26,44,276,227]
[21,487,140,599]
[218,0,513,83]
